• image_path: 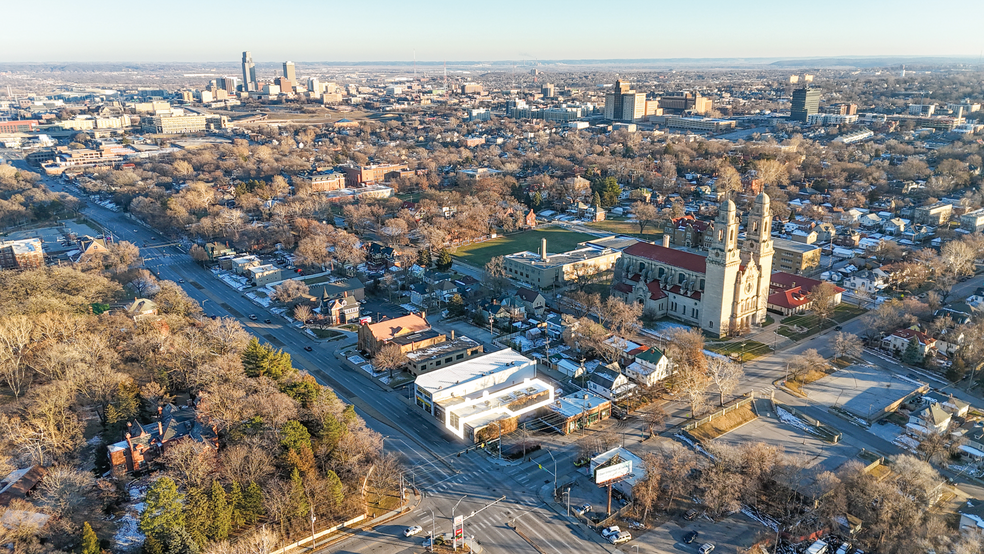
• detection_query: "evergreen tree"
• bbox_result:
[318,413,347,453]
[241,481,265,524]
[182,487,209,547]
[280,420,313,453]
[242,337,295,380]
[902,338,924,365]
[324,470,344,509]
[82,522,99,554]
[227,482,245,529]
[163,528,200,554]
[288,468,310,521]
[139,477,185,542]
[436,248,453,271]
[416,248,432,268]
[591,176,622,208]
[531,191,543,211]
[241,337,265,377]
[447,294,467,318]
[142,536,164,554]
[208,481,232,541]
[592,191,602,207]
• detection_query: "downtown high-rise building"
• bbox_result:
[242,51,257,92]
[791,87,821,122]
[283,61,296,82]
[604,79,646,122]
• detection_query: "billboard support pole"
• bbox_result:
[607,483,613,516]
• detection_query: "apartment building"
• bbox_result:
[142,114,207,134]
[791,88,821,122]
[503,238,620,289]
[341,163,408,187]
[605,79,648,122]
[0,121,40,133]
[310,172,345,193]
[961,208,984,233]
[914,202,953,226]
[773,238,821,274]
[658,92,712,115]
[0,238,44,270]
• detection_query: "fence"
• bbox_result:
[774,402,843,444]
[682,394,754,432]
[268,514,367,554]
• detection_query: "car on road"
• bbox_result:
[404,526,422,537]
[304,346,313,352]
[133,229,139,233]
[601,526,620,538]
[264,319,272,324]
[178,279,184,283]
[609,532,631,545]
[248,314,258,320]
[684,509,699,520]
[699,543,715,554]
[684,531,699,544]
[834,325,842,331]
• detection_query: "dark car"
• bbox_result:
[304,346,313,352]
[684,509,699,521]
[834,325,842,331]
[684,531,699,544]
[264,319,272,324]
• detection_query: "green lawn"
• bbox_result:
[453,228,596,263]
[778,304,867,341]
[311,328,345,339]
[583,219,663,240]
[706,340,773,362]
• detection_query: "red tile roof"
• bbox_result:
[891,328,935,345]
[624,242,707,274]
[770,271,845,294]
[613,282,634,294]
[768,287,812,309]
[647,281,667,300]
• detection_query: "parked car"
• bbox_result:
[699,543,715,554]
[609,532,631,544]
[404,526,422,537]
[684,509,699,520]
[601,526,621,538]
[573,457,590,467]
[684,531,699,544]
[575,503,591,515]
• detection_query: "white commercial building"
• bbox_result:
[413,349,555,441]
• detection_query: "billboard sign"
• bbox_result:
[595,460,632,484]
[453,515,464,547]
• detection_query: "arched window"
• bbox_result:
[658,267,665,279]
[639,262,645,273]
[699,278,705,289]
[752,221,758,233]
[717,230,723,241]
[678,273,686,284]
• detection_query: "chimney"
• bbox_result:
[662,235,670,248]
[541,238,548,262]
[157,421,163,436]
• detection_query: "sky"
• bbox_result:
[2,0,982,63]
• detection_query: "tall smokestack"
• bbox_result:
[541,238,547,261]
[662,234,670,248]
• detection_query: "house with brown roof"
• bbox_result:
[125,297,159,322]
[767,272,844,316]
[883,328,937,357]
[107,404,218,473]
[357,312,444,356]
[0,467,45,508]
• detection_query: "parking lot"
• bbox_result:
[636,512,765,554]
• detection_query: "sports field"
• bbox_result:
[453,228,596,264]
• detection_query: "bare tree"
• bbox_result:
[675,360,713,417]
[190,244,209,265]
[0,315,36,398]
[808,282,839,329]
[483,256,509,298]
[631,201,659,234]
[373,343,407,379]
[789,348,828,377]
[707,357,744,406]
[271,279,310,304]
[831,332,863,361]
[633,452,662,522]
[293,304,313,324]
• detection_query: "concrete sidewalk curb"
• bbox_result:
[308,491,422,554]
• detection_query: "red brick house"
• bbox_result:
[107,404,218,473]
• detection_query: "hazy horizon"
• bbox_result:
[4,0,983,63]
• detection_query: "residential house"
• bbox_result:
[925,391,971,418]
[480,296,526,327]
[367,243,396,265]
[204,242,236,260]
[587,368,637,400]
[73,235,110,263]
[767,272,845,316]
[908,402,952,435]
[524,209,538,229]
[901,224,933,242]
[815,222,837,243]
[664,215,713,249]
[842,269,889,294]
[107,404,218,473]
[0,467,45,508]
[883,328,936,357]
[884,218,907,235]
[515,287,547,317]
[624,348,671,387]
[790,228,818,244]
[859,213,883,229]
[322,294,359,325]
[125,297,159,322]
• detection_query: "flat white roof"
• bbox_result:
[414,348,534,394]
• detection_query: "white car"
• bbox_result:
[404,525,422,537]
[610,532,631,545]
[601,526,621,538]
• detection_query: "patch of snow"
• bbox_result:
[674,433,714,459]
[87,435,104,446]
[741,506,779,532]
[703,349,729,361]
[113,484,149,552]
[893,434,920,452]
[776,407,822,437]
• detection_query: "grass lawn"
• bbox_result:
[453,228,595,263]
[583,219,663,240]
[785,367,834,396]
[364,487,403,516]
[706,340,772,362]
[778,304,867,341]
[690,404,758,442]
[311,328,345,339]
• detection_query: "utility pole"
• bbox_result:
[427,509,435,552]
[545,449,557,497]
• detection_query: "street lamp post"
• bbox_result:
[564,488,571,516]
[452,495,468,551]
[546,449,557,497]
[427,509,435,553]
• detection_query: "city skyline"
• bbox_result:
[3,0,983,62]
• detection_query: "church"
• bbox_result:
[612,193,774,338]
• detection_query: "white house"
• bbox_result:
[884,217,908,235]
[842,269,889,294]
[624,348,671,387]
[587,368,636,400]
